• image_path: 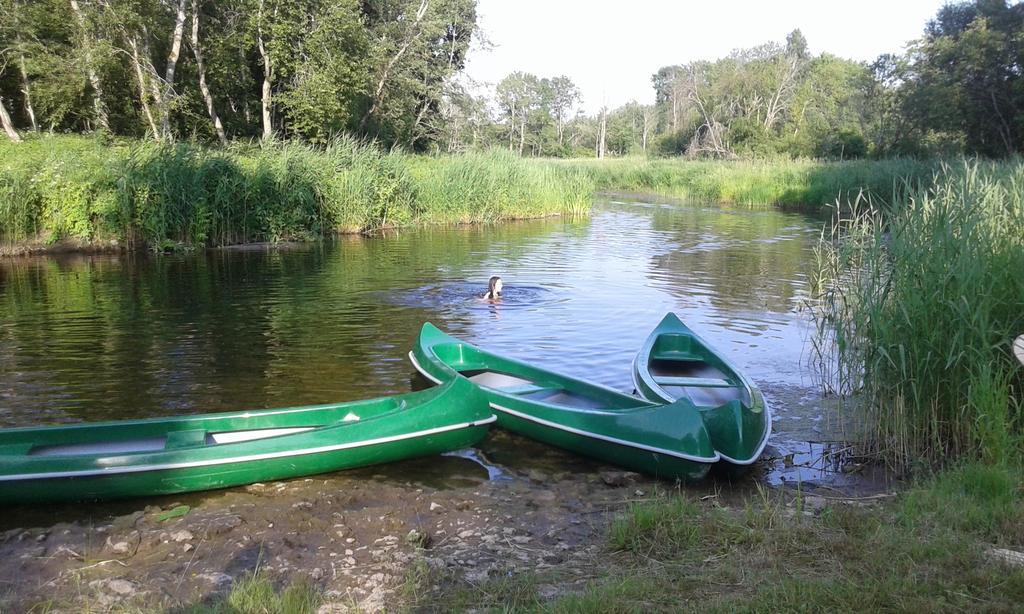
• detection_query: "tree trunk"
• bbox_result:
[17,52,38,132]
[190,0,227,144]
[507,99,515,151]
[518,115,525,155]
[127,36,161,139]
[69,0,110,131]
[359,0,429,131]
[0,97,22,142]
[159,0,189,138]
[597,112,607,159]
[257,0,274,141]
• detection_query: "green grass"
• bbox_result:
[405,463,1024,612]
[558,157,936,209]
[0,136,594,251]
[813,160,1024,468]
[183,574,320,614]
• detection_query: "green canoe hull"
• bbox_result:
[0,377,494,504]
[632,313,771,465]
[410,323,717,481]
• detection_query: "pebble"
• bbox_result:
[107,579,136,596]
[170,529,194,543]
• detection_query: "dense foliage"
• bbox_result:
[0,135,591,250]
[0,0,476,148]
[1,0,1020,159]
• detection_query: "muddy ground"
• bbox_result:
[0,431,889,612]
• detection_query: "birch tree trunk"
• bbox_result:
[518,114,525,155]
[127,36,161,139]
[69,0,110,131]
[0,97,22,142]
[597,111,607,159]
[158,0,189,139]
[257,0,274,141]
[17,52,38,132]
[190,0,227,144]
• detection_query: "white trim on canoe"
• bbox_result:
[0,416,497,482]
[632,349,773,466]
[412,349,719,464]
[489,402,720,464]
[409,351,444,385]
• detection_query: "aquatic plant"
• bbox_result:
[558,156,935,209]
[0,136,594,250]
[813,160,1024,468]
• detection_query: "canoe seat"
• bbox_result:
[165,429,208,450]
[651,350,701,361]
[655,376,733,388]
[0,443,34,456]
[497,383,559,395]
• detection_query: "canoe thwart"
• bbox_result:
[654,376,733,388]
[165,430,208,450]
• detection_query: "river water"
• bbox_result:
[0,194,856,488]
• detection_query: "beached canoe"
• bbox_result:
[0,377,494,504]
[632,313,770,465]
[409,323,717,480]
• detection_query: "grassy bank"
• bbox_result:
[0,136,592,252]
[561,157,937,209]
[814,160,1024,468]
[402,463,1024,611]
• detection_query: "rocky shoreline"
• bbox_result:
[0,433,886,612]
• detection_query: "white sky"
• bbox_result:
[464,0,949,114]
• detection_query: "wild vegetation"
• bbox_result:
[397,463,1024,611]
[2,1,1022,160]
[561,157,936,209]
[0,136,591,250]
[814,160,1024,469]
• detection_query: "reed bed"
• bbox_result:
[0,136,593,250]
[814,160,1024,468]
[561,157,935,209]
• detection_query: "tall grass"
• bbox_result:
[0,136,593,251]
[814,161,1024,468]
[560,157,936,209]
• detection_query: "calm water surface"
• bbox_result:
[0,194,839,471]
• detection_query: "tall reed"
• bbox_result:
[0,136,594,250]
[813,161,1024,468]
[560,157,935,209]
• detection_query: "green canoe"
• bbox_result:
[409,323,717,480]
[632,313,771,465]
[0,377,494,504]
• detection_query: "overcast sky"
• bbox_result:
[463,0,949,114]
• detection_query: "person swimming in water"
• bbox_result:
[482,276,503,300]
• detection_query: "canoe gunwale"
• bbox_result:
[0,415,497,483]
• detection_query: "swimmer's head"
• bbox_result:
[488,276,503,298]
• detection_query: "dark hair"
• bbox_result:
[487,276,502,298]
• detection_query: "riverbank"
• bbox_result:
[0,135,968,255]
[559,156,938,209]
[0,136,592,254]
[5,450,1018,612]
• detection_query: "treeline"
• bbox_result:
[645,1,1024,159]
[441,0,1022,159]
[1,0,1021,160]
[0,0,476,147]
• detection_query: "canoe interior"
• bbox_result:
[27,427,318,458]
[0,397,407,456]
[648,335,750,407]
[464,369,609,410]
